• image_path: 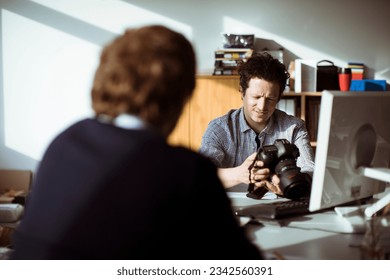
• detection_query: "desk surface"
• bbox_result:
[245,216,363,260]
[228,192,366,260]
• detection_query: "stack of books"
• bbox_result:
[347,62,364,80]
[213,48,253,75]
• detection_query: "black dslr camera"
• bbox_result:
[248,139,311,200]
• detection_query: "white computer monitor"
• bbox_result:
[309,90,390,212]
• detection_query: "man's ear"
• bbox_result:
[239,86,244,99]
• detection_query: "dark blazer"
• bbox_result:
[10,119,262,259]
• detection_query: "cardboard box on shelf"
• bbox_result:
[0,170,32,204]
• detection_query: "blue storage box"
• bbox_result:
[350,79,387,91]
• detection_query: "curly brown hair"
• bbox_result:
[238,52,289,99]
[91,25,196,137]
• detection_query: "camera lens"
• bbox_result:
[280,171,311,200]
[275,159,311,200]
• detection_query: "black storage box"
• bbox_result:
[316,60,339,91]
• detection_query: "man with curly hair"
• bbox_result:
[199,52,315,197]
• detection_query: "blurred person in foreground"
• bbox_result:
[199,52,315,197]
[10,25,262,260]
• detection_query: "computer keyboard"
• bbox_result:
[235,198,310,220]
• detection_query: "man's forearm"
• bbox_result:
[218,167,246,188]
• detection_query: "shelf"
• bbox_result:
[196,74,239,80]
[283,91,322,97]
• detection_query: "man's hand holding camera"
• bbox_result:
[247,139,311,200]
[249,159,283,196]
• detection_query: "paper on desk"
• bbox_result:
[0,203,21,209]
[263,192,278,200]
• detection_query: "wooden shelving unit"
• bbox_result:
[168,75,322,151]
[282,91,322,148]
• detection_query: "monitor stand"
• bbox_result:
[335,167,390,232]
[359,166,390,218]
[358,166,390,183]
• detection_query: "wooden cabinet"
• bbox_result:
[168,75,322,151]
[168,75,242,150]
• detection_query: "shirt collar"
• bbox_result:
[114,114,145,129]
[239,107,252,133]
[96,114,146,130]
[263,112,276,135]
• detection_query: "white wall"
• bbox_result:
[1,0,389,172]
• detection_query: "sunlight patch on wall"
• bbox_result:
[2,1,193,162]
[2,10,98,160]
[375,67,390,81]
